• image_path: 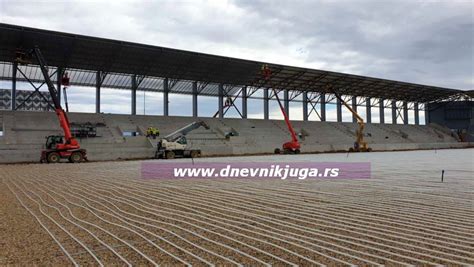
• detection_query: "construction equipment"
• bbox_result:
[261,65,301,154]
[70,122,100,138]
[16,47,87,163]
[155,121,210,159]
[331,88,372,152]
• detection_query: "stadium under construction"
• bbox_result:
[0,24,472,162]
[0,23,473,266]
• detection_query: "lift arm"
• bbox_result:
[30,47,77,146]
[164,121,210,142]
[273,89,299,144]
[333,92,364,124]
[262,65,299,146]
[332,90,369,151]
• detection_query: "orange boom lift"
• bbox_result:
[262,65,301,154]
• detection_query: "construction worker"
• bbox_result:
[225,96,233,107]
[262,64,272,80]
[146,126,160,139]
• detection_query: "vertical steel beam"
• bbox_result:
[414,102,419,125]
[366,97,371,123]
[391,100,397,124]
[379,99,385,124]
[403,101,408,124]
[352,96,358,123]
[284,89,289,119]
[336,97,342,122]
[56,67,62,105]
[131,75,137,115]
[163,78,169,116]
[242,86,247,119]
[424,104,429,124]
[218,83,224,119]
[320,93,326,121]
[192,81,198,118]
[11,62,17,110]
[95,71,101,113]
[302,91,308,121]
[264,88,269,120]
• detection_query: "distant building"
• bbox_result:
[0,89,53,111]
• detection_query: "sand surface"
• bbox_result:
[1,149,473,266]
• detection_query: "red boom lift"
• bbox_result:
[261,65,301,154]
[16,47,87,163]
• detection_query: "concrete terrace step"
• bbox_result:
[0,110,468,163]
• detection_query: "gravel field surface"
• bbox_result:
[1,149,473,266]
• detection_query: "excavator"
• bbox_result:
[330,86,372,152]
[155,121,210,159]
[16,47,87,163]
[261,65,301,154]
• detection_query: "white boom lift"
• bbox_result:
[155,121,210,159]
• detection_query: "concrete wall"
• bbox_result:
[0,110,470,163]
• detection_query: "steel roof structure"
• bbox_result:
[0,23,467,103]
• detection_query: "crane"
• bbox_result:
[331,88,372,152]
[16,47,87,163]
[261,65,301,154]
[155,121,210,159]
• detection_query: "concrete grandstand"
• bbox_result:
[0,110,468,163]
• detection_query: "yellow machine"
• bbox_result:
[330,87,372,152]
[146,127,160,139]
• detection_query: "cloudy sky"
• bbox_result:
[0,0,472,122]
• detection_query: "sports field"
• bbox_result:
[1,149,473,266]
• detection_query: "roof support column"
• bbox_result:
[379,99,385,124]
[242,86,247,119]
[163,78,169,116]
[264,88,269,120]
[131,75,137,115]
[11,61,17,110]
[218,83,224,119]
[320,93,326,122]
[302,91,308,121]
[336,97,342,122]
[391,100,397,124]
[403,101,408,124]
[95,71,101,113]
[352,96,358,123]
[414,102,419,125]
[192,81,198,118]
[424,104,429,125]
[284,89,289,119]
[366,97,371,123]
[56,67,62,106]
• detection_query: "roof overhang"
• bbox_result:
[0,23,466,102]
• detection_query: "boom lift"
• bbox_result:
[261,65,301,154]
[16,47,87,163]
[155,121,210,159]
[332,90,372,152]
